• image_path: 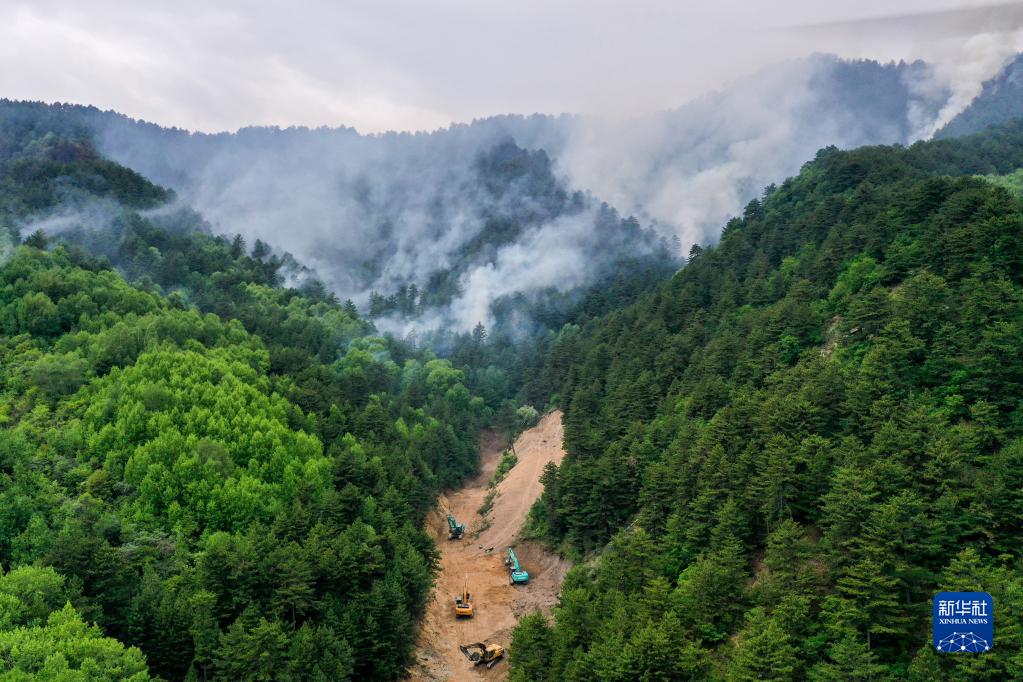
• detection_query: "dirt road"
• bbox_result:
[410,411,570,681]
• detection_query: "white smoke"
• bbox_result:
[910,29,1023,139]
[450,210,599,330]
[82,52,1019,331]
[557,59,817,251]
[97,119,572,308]
[16,196,123,238]
[370,209,599,335]
[553,55,949,255]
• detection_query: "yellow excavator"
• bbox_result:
[454,576,473,617]
[459,642,504,669]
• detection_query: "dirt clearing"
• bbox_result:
[409,411,570,681]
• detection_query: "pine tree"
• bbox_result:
[832,554,905,650]
[728,609,799,681]
[510,612,553,682]
[274,551,314,626]
[22,229,48,249]
[251,239,270,260]
[758,518,813,605]
[189,591,220,682]
[808,634,887,681]
[229,234,245,258]
[756,435,797,531]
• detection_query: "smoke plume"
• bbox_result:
[66,52,1014,331]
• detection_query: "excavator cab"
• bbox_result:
[447,514,465,540]
[454,577,473,617]
[460,642,505,669]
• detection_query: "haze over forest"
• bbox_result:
[4,2,1023,681]
[11,44,1023,333]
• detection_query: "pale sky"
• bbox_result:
[2,0,1021,133]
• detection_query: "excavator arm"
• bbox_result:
[454,576,473,617]
[459,642,504,667]
[459,642,486,663]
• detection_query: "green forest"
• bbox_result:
[5,98,1023,681]
[0,123,491,679]
[509,122,1023,680]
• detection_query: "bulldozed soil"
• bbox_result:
[409,411,570,681]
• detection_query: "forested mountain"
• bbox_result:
[80,54,951,255]
[937,54,1023,140]
[0,53,976,335]
[0,122,493,679]
[6,44,1023,682]
[509,121,1023,679]
[0,100,677,337]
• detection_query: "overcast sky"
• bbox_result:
[2,0,1022,133]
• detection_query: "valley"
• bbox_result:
[5,8,1023,678]
[411,412,569,681]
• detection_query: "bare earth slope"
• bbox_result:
[410,411,569,681]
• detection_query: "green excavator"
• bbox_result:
[447,514,465,540]
[505,547,529,584]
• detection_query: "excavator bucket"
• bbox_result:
[459,643,485,663]
[459,642,503,667]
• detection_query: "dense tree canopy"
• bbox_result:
[0,121,491,679]
[8,97,1023,681]
[0,239,491,679]
[512,121,1023,680]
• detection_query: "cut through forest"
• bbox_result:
[411,411,569,681]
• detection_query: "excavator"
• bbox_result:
[505,547,529,584]
[459,642,504,669]
[454,576,473,617]
[447,514,465,540]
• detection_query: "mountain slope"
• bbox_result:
[0,54,958,332]
[2,51,1019,681]
[936,54,1023,140]
[0,129,496,680]
[0,99,677,337]
[511,121,1023,680]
